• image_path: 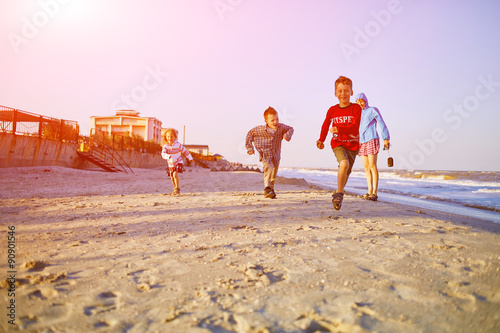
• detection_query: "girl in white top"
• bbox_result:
[161,128,193,195]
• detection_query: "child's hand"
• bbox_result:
[384,140,390,149]
[329,126,338,134]
[316,140,324,150]
[247,150,254,155]
[283,134,291,142]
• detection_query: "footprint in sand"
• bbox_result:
[28,287,58,300]
[26,272,67,285]
[389,284,433,304]
[127,269,161,291]
[84,291,122,316]
[93,318,125,329]
[18,303,74,330]
[98,291,120,299]
[428,239,464,251]
[239,264,288,287]
[440,289,488,311]
[23,260,50,272]
[70,240,89,247]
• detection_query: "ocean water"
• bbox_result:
[279,168,500,224]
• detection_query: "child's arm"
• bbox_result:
[373,107,390,144]
[161,145,170,160]
[317,108,332,145]
[282,124,294,142]
[179,144,194,163]
[245,129,255,155]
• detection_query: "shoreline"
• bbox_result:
[279,167,500,220]
[1,166,500,332]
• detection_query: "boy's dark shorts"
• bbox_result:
[333,146,358,176]
[166,163,184,176]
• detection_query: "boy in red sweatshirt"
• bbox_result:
[316,76,361,210]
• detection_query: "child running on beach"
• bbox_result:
[245,107,294,199]
[355,92,391,202]
[161,128,194,196]
[317,76,362,210]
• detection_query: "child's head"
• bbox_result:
[355,92,368,110]
[334,76,353,107]
[264,106,279,130]
[164,128,178,144]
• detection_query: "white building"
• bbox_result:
[90,110,162,144]
[184,144,210,156]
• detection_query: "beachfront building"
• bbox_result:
[184,144,210,156]
[90,110,162,144]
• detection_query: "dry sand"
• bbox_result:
[1,166,499,333]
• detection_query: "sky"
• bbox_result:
[1,0,500,171]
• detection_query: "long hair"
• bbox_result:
[163,128,178,143]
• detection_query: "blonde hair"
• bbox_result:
[163,128,178,142]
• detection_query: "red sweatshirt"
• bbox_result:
[319,103,362,151]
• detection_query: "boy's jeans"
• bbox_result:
[262,159,279,189]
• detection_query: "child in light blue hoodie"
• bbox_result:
[355,93,390,201]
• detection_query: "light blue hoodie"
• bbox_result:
[355,92,390,144]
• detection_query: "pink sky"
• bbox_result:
[1,0,499,171]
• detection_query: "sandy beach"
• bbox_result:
[1,166,499,333]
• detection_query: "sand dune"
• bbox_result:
[1,166,499,332]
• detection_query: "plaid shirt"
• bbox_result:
[245,123,294,163]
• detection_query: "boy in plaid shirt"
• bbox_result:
[245,107,294,199]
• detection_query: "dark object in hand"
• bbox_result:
[388,157,394,167]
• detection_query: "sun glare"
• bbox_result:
[57,0,98,21]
